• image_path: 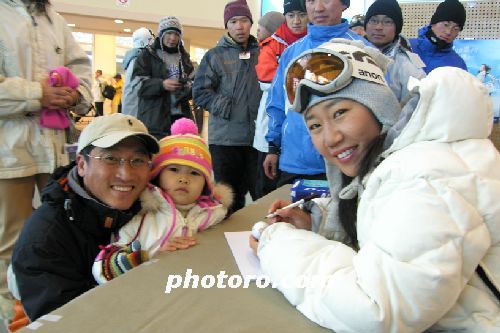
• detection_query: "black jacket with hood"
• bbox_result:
[11,163,141,320]
[132,37,194,139]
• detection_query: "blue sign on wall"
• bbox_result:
[454,39,500,123]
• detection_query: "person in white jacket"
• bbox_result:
[250,39,500,333]
[0,0,91,324]
[93,118,232,284]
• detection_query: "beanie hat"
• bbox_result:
[342,0,350,7]
[364,0,403,37]
[283,0,305,14]
[349,14,365,29]
[258,11,285,35]
[158,16,183,37]
[430,0,466,30]
[132,27,154,48]
[224,0,253,27]
[303,39,400,135]
[151,118,214,195]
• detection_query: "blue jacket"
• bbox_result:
[265,21,370,175]
[410,25,467,74]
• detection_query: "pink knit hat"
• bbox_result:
[151,118,214,194]
[224,0,253,27]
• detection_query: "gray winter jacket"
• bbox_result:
[193,33,261,145]
[121,48,142,117]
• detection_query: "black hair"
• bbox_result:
[338,133,386,250]
[79,145,95,162]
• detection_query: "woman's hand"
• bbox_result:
[160,236,197,252]
[267,199,312,230]
[249,235,259,256]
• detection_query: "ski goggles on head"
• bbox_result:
[285,42,388,113]
[285,48,353,114]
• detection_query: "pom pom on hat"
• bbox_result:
[430,0,466,30]
[224,0,253,27]
[171,117,199,135]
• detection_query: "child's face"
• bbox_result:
[159,164,206,205]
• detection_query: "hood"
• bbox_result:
[383,67,493,157]
[416,25,455,53]
[122,48,142,70]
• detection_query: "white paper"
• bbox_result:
[224,231,263,279]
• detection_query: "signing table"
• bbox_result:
[20,185,330,333]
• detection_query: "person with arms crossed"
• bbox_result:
[193,0,261,213]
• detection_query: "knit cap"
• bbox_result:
[365,0,403,37]
[258,11,285,35]
[132,27,154,48]
[151,118,214,195]
[283,0,305,14]
[349,14,365,29]
[224,0,253,27]
[430,0,466,30]
[302,39,400,135]
[158,16,183,37]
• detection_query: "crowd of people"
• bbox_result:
[0,0,498,332]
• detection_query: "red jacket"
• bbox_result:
[255,23,307,83]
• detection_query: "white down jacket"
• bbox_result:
[257,67,500,333]
[0,0,92,179]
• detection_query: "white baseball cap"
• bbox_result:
[77,114,159,154]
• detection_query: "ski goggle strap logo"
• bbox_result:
[285,43,388,111]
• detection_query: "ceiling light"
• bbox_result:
[114,19,124,24]
[123,28,131,33]
[67,23,76,27]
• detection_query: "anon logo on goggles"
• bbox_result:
[285,42,388,113]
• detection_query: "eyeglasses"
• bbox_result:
[435,21,461,33]
[285,49,353,113]
[86,154,152,169]
[367,17,395,27]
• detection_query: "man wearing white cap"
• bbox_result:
[10,114,159,321]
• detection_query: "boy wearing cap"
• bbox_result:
[132,16,195,139]
[193,0,261,213]
[264,0,369,188]
[122,27,154,117]
[254,0,308,198]
[410,0,467,74]
[364,0,426,103]
[10,114,159,321]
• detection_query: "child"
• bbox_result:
[93,118,232,284]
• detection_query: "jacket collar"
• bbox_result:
[306,19,350,43]
[42,163,142,237]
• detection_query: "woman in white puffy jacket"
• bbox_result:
[250,39,500,333]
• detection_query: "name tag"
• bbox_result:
[239,51,251,60]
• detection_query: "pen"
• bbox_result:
[265,198,305,219]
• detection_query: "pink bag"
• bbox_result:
[39,66,80,129]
